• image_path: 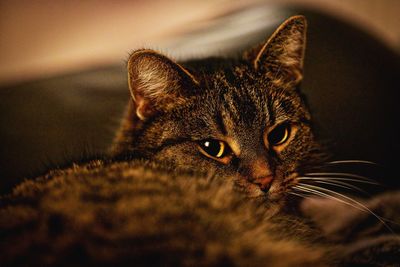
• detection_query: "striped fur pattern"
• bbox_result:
[0,16,337,266]
[112,15,324,213]
[0,160,331,266]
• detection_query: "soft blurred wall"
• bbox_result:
[0,0,224,86]
[0,0,399,86]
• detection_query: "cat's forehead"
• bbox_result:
[205,68,274,114]
[221,76,266,121]
[182,71,265,137]
[207,65,277,96]
[191,66,305,129]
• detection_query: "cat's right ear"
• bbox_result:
[244,15,307,85]
[127,49,199,120]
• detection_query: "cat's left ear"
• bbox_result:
[127,49,199,120]
[246,15,307,84]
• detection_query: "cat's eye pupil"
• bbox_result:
[199,140,226,158]
[268,123,290,146]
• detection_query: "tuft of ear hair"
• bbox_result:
[248,15,307,84]
[127,49,199,120]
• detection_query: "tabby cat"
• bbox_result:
[0,16,334,266]
[111,14,322,213]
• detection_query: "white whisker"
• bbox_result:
[294,185,373,216]
[298,176,379,185]
[297,179,368,194]
[294,185,359,208]
[304,172,378,183]
[288,191,309,199]
[294,184,394,234]
[327,160,378,166]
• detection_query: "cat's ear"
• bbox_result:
[127,49,199,120]
[246,15,307,84]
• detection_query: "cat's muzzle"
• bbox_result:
[253,176,274,192]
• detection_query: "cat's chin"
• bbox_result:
[235,178,287,212]
[245,182,266,198]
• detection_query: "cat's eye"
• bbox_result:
[197,139,232,163]
[267,123,291,146]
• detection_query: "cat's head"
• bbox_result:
[119,16,321,209]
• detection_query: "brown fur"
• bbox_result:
[111,15,324,213]
[1,16,338,266]
[0,160,332,266]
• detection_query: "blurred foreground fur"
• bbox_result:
[0,160,331,266]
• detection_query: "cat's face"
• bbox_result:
[122,16,321,208]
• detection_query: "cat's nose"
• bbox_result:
[247,158,273,191]
[253,175,274,192]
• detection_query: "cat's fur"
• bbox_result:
[0,160,331,266]
[111,15,324,214]
[1,15,385,266]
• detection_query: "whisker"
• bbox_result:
[293,185,361,209]
[297,179,368,194]
[294,184,394,234]
[293,186,374,218]
[304,172,378,183]
[327,160,378,166]
[299,176,379,185]
[377,217,400,227]
[293,185,366,212]
[288,191,310,199]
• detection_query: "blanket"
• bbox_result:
[302,191,400,266]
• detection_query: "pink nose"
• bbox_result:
[253,176,274,192]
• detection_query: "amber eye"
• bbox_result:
[197,139,231,160]
[267,123,291,146]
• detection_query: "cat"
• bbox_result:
[110,14,324,214]
[0,15,357,266]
